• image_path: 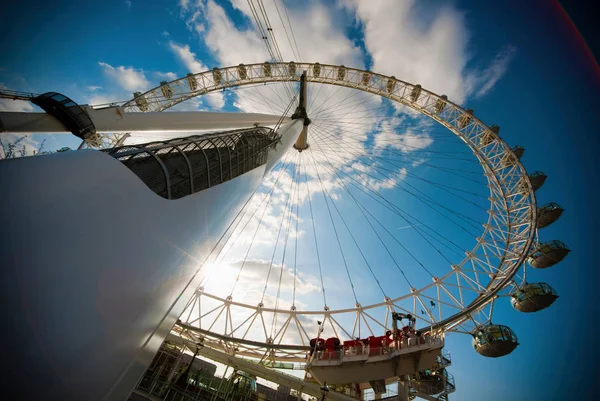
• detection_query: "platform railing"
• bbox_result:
[309,334,444,364]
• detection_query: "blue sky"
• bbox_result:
[2,1,599,400]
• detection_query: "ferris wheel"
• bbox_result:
[106,62,569,394]
[0,59,571,401]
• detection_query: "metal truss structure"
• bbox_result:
[117,63,541,363]
[103,127,279,199]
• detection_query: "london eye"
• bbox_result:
[0,2,581,401]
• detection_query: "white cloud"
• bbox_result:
[204,91,225,109]
[342,0,514,104]
[98,61,150,92]
[210,0,363,67]
[87,93,124,106]
[161,30,170,37]
[470,45,517,98]
[373,127,434,153]
[87,85,102,91]
[155,71,178,81]
[168,41,208,73]
[0,98,34,113]
[166,0,495,319]
[125,0,131,10]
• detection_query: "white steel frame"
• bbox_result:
[112,62,538,361]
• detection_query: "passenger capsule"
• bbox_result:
[480,125,499,146]
[537,202,565,229]
[458,109,473,129]
[386,76,396,93]
[528,171,547,192]
[263,62,272,77]
[434,95,448,114]
[186,73,198,91]
[412,369,450,395]
[337,65,346,81]
[313,62,321,78]
[528,240,570,268]
[501,145,523,167]
[133,92,149,112]
[410,84,422,102]
[160,81,173,100]
[361,71,371,86]
[512,146,525,159]
[511,282,558,312]
[472,325,519,358]
[238,63,248,80]
[212,68,223,84]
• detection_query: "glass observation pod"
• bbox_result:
[133,91,149,112]
[306,332,445,386]
[263,61,272,77]
[337,65,346,81]
[288,61,296,77]
[412,368,455,396]
[410,84,422,102]
[186,73,198,91]
[458,109,474,129]
[472,324,519,358]
[537,202,565,229]
[512,146,525,159]
[501,145,525,167]
[212,68,223,84]
[511,282,559,312]
[528,240,570,268]
[527,171,548,192]
[434,95,448,114]
[480,125,499,147]
[237,63,247,80]
[228,370,257,396]
[361,71,371,86]
[313,62,321,78]
[160,81,173,100]
[386,76,396,93]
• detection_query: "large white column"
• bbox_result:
[0,108,289,134]
[0,120,303,401]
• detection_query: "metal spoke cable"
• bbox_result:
[260,156,299,304]
[201,151,296,288]
[305,140,450,276]
[282,0,302,59]
[306,150,389,297]
[311,122,486,184]
[310,134,488,223]
[256,0,296,101]
[309,128,464,263]
[272,0,301,61]
[310,128,471,258]
[304,150,417,288]
[229,151,299,297]
[271,163,300,337]
[307,147,360,305]
[292,151,301,307]
[309,122,488,210]
[247,0,294,102]
[303,153,328,307]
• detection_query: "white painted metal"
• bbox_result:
[156,63,539,360]
[0,108,288,134]
[167,333,357,401]
[0,120,303,400]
